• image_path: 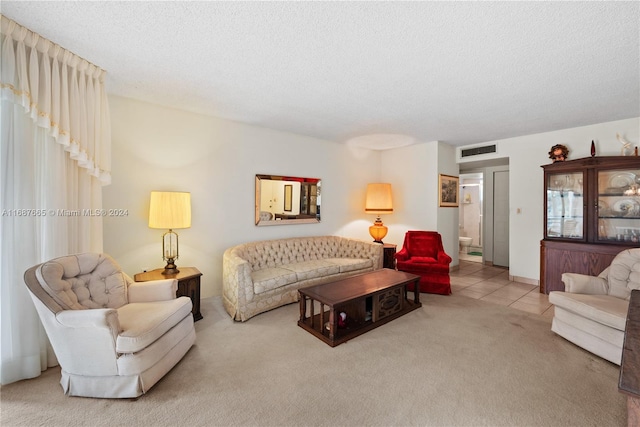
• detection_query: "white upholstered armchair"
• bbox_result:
[549,248,640,365]
[23,253,196,398]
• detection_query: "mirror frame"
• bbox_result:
[255,174,321,226]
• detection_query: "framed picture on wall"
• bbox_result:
[284,185,293,211]
[438,174,459,207]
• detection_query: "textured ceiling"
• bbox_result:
[2,1,639,148]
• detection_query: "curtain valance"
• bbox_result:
[0,15,111,184]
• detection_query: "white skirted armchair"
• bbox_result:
[549,248,640,365]
[23,253,196,398]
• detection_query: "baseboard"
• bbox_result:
[453,260,539,288]
[509,274,539,286]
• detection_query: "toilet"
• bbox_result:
[459,236,472,253]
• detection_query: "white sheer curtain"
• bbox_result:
[0,15,111,385]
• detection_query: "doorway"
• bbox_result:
[459,159,510,267]
[459,173,483,263]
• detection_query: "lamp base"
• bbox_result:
[369,217,388,244]
[162,259,180,275]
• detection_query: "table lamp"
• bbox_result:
[148,191,191,274]
[365,183,393,243]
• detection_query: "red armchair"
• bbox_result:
[395,231,452,295]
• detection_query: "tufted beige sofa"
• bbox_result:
[223,236,383,321]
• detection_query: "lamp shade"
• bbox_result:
[148,191,191,229]
[365,183,393,214]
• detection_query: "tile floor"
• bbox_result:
[452,253,554,322]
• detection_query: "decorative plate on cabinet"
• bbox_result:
[609,172,636,189]
[613,199,640,217]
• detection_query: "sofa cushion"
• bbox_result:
[409,256,437,264]
[405,233,439,258]
[285,260,340,281]
[117,315,195,375]
[238,237,344,270]
[336,237,374,259]
[607,249,640,300]
[116,297,193,353]
[325,258,373,273]
[549,291,628,331]
[36,253,129,310]
[252,267,299,295]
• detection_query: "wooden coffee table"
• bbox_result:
[298,269,421,347]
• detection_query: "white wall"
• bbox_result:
[379,141,460,264]
[457,117,640,283]
[104,95,639,296]
[436,142,460,262]
[103,96,381,298]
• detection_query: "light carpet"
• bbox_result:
[1,294,626,427]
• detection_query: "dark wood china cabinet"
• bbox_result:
[540,156,640,294]
[300,182,318,217]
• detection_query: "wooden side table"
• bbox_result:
[134,267,203,321]
[383,243,397,270]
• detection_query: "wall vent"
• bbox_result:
[461,145,497,158]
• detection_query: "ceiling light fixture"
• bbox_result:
[346,134,415,150]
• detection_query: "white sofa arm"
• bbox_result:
[128,279,178,303]
[53,309,121,375]
[561,272,608,295]
[369,243,384,270]
[56,308,119,329]
[223,248,254,320]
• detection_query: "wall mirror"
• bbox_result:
[255,174,321,226]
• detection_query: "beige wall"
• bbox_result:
[457,117,640,283]
[379,141,460,264]
[104,94,639,296]
[104,96,383,298]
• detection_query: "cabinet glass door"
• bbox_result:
[300,185,309,214]
[546,172,584,239]
[309,184,317,215]
[596,168,640,243]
